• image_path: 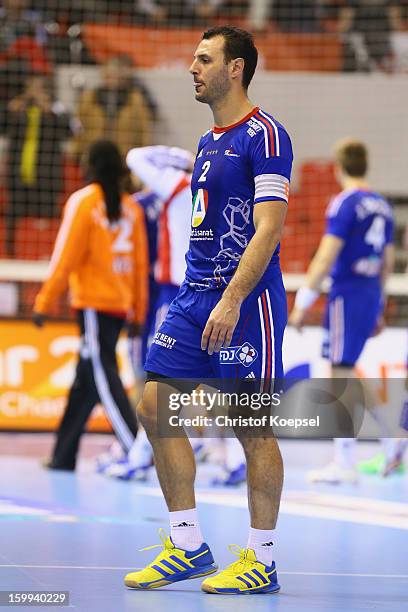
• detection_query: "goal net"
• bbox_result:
[1,0,407,322]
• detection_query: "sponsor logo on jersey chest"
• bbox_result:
[224,146,240,157]
[191,189,208,228]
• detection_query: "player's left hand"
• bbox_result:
[127,322,143,338]
[201,297,241,355]
[288,307,306,332]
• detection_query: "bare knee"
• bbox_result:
[137,381,159,435]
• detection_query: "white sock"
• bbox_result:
[247,527,275,567]
[225,437,246,471]
[397,438,408,458]
[128,428,153,467]
[169,508,204,551]
[368,406,395,461]
[381,438,398,462]
[334,438,356,469]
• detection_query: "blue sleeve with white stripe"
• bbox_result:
[249,126,293,205]
[325,194,355,240]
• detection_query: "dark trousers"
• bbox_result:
[50,309,138,469]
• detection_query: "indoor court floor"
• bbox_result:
[0,434,407,611]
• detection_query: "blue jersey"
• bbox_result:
[325,188,394,287]
[186,106,293,290]
[133,190,162,270]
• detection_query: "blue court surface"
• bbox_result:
[0,434,407,612]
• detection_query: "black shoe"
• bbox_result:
[42,458,75,471]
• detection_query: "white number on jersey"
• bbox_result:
[112,218,133,253]
[198,160,211,182]
[364,215,386,253]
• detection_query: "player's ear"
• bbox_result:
[230,57,245,82]
[333,162,343,185]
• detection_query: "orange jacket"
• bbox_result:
[35,183,148,324]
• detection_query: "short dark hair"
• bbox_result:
[202,26,258,90]
[334,138,368,177]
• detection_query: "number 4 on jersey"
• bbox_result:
[365,215,385,252]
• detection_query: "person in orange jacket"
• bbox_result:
[33,139,149,470]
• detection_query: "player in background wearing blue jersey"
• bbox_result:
[289,138,400,483]
[124,26,293,594]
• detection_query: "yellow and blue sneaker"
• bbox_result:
[201,546,280,595]
[124,529,218,589]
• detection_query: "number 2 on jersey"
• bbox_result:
[112,218,133,253]
[198,160,211,182]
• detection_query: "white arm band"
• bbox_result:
[294,287,319,310]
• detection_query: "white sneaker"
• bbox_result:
[95,441,125,473]
[307,462,358,484]
[211,463,246,487]
[104,458,152,481]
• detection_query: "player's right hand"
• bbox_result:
[288,307,306,332]
[201,296,241,355]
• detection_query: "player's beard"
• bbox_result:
[196,67,231,105]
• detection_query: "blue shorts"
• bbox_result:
[322,283,382,366]
[145,273,287,390]
[140,282,179,366]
